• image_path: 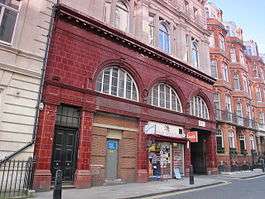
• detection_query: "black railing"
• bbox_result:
[215,109,259,130]
[0,158,35,198]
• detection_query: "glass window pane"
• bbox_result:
[103,68,111,94]
[126,75,132,99]
[118,69,125,97]
[152,85,158,106]
[159,84,165,107]
[165,86,170,109]
[0,7,17,43]
[111,68,118,96]
[96,72,103,91]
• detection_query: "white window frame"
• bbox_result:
[0,1,20,45]
[230,48,237,63]
[114,0,129,32]
[210,60,218,79]
[256,87,262,102]
[158,22,170,54]
[216,129,224,148]
[150,83,182,113]
[239,134,246,150]
[219,34,225,51]
[96,66,139,101]
[191,37,199,68]
[234,74,241,90]
[250,135,256,150]
[190,96,209,120]
[148,13,155,46]
[228,131,236,149]
[222,63,229,82]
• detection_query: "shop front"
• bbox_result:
[144,122,186,180]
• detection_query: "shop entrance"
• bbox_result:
[106,139,119,180]
[148,142,184,180]
[190,133,208,174]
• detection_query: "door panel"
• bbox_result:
[51,127,78,182]
[106,139,119,180]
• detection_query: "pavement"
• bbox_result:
[34,169,265,199]
[158,174,265,199]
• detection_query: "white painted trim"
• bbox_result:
[93,123,138,132]
[0,63,41,78]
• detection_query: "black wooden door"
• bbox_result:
[51,127,78,182]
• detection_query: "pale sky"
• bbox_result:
[211,0,265,54]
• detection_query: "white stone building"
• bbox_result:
[0,0,55,161]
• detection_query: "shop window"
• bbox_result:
[216,129,224,153]
[190,96,209,120]
[159,22,170,53]
[0,0,20,43]
[96,66,139,101]
[150,83,182,112]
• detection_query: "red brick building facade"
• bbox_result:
[206,2,264,171]
[33,5,217,190]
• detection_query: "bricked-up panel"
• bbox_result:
[91,113,138,185]
[94,112,138,129]
[119,131,137,182]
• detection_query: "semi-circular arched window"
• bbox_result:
[190,96,209,119]
[149,83,182,112]
[96,66,139,101]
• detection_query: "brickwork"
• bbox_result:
[33,6,217,189]
[206,2,262,172]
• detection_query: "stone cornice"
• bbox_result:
[56,4,215,85]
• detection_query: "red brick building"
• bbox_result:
[206,2,262,171]
[33,4,217,190]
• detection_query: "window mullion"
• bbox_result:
[109,68,113,95]
[130,76,133,100]
[170,88,172,110]
[123,72,127,98]
[163,84,166,108]
[158,84,160,107]
[117,68,120,96]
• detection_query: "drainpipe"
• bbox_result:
[0,1,59,165]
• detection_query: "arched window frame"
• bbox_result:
[190,96,209,120]
[228,131,236,149]
[96,66,139,102]
[149,83,182,113]
[191,37,199,68]
[158,22,170,54]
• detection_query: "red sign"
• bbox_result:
[187,131,198,143]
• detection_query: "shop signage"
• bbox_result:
[198,120,206,127]
[187,131,198,143]
[144,122,185,138]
